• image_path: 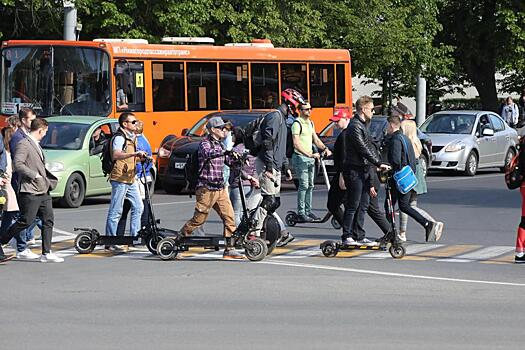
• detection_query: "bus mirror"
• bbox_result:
[181,128,188,136]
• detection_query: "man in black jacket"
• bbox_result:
[386,115,443,241]
[342,96,390,246]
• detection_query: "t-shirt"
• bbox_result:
[291,117,315,155]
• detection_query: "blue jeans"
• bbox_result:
[292,153,315,216]
[1,211,29,252]
[230,185,256,227]
[105,181,143,236]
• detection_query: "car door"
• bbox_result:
[88,121,116,193]
[488,114,508,166]
[475,114,497,166]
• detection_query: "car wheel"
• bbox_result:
[463,151,478,176]
[165,184,184,194]
[418,155,428,177]
[500,148,516,173]
[59,173,85,208]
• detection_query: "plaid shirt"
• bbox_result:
[197,135,233,191]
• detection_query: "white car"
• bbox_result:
[420,110,519,176]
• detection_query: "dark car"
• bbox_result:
[156,111,266,194]
[318,116,432,176]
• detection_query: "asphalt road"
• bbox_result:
[3,169,524,349]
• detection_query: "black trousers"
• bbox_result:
[342,168,370,240]
[386,182,428,228]
[327,174,345,226]
[0,192,54,254]
[116,198,149,236]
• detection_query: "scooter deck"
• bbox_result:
[176,236,225,252]
[339,244,386,251]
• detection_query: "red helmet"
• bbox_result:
[281,88,306,116]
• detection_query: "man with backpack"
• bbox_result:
[180,117,244,259]
[104,112,147,251]
[291,101,331,222]
[250,88,296,244]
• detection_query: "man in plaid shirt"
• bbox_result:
[180,117,244,259]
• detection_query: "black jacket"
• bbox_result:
[333,127,348,174]
[387,130,416,172]
[344,115,382,170]
[257,103,289,172]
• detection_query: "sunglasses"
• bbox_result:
[125,120,138,124]
[301,108,312,111]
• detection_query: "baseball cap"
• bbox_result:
[330,109,351,122]
[206,116,228,130]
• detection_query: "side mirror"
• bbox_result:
[181,128,188,136]
[482,128,494,137]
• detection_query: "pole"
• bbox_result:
[416,73,426,126]
[63,1,77,41]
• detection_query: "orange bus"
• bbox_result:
[1,38,352,150]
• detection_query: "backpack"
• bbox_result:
[244,113,268,156]
[100,130,126,177]
[285,119,314,158]
[184,148,201,193]
[505,138,525,190]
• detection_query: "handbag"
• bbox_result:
[393,136,418,194]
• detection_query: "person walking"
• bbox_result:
[179,117,244,259]
[501,97,519,128]
[104,112,146,251]
[341,96,391,246]
[0,118,62,263]
[397,120,439,242]
[514,136,525,263]
[291,101,331,222]
[250,89,296,238]
[518,88,525,127]
[385,115,443,242]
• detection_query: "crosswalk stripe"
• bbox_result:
[438,246,514,263]
[360,244,444,259]
[275,247,320,258]
[415,244,481,258]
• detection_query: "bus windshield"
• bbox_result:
[1,46,111,117]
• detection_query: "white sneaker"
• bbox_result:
[358,238,379,247]
[342,237,359,246]
[40,252,64,263]
[16,248,40,260]
[27,239,37,246]
[397,231,407,242]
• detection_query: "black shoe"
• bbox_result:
[515,255,525,264]
[308,213,321,221]
[425,222,437,242]
[0,254,14,263]
[297,214,313,223]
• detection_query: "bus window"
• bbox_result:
[187,62,218,110]
[115,61,145,112]
[310,64,334,107]
[251,63,279,109]
[336,64,346,104]
[281,64,308,99]
[152,62,185,111]
[220,63,249,110]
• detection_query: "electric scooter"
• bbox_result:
[155,151,280,262]
[73,158,177,255]
[284,155,341,229]
[320,169,406,259]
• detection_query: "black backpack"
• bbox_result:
[505,137,525,190]
[100,130,126,177]
[184,149,201,193]
[285,119,313,158]
[244,113,268,156]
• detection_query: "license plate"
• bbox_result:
[323,159,334,166]
[174,162,186,169]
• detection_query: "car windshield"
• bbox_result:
[186,114,261,137]
[40,122,90,150]
[1,46,111,117]
[319,122,343,138]
[420,114,476,134]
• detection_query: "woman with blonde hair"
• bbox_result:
[398,120,441,241]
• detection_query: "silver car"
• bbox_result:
[420,110,519,176]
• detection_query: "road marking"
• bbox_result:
[359,243,444,259]
[260,260,525,287]
[417,244,481,258]
[438,246,514,262]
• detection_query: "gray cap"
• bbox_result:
[206,116,227,130]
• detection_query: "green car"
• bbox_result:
[41,116,154,208]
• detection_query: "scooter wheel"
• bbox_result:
[389,245,406,259]
[321,241,339,257]
[244,238,268,262]
[145,235,160,255]
[285,213,297,227]
[157,238,178,260]
[331,217,341,230]
[74,232,95,254]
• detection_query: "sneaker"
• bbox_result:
[40,252,64,263]
[434,222,444,241]
[397,231,407,242]
[27,239,37,246]
[277,232,295,247]
[342,237,358,246]
[308,213,321,221]
[223,248,245,260]
[297,214,313,223]
[0,254,14,263]
[425,221,438,242]
[515,254,525,264]
[358,238,379,247]
[16,248,40,260]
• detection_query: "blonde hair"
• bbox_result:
[135,120,144,134]
[400,120,422,158]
